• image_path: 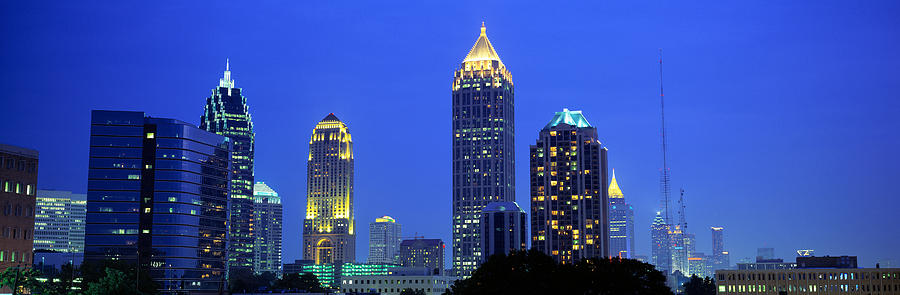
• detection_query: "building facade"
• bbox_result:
[368,216,401,265]
[253,182,282,276]
[34,190,86,253]
[340,275,453,295]
[711,226,730,270]
[530,109,609,264]
[303,114,355,264]
[85,110,230,294]
[399,239,444,275]
[651,212,671,273]
[607,170,634,258]
[0,143,38,271]
[451,23,515,277]
[199,60,256,273]
[715,267,900,294]
[479,201,526,262]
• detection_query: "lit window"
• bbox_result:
[146,133,155,139]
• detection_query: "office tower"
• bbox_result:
[710,227,729,269]
[451,23,515,277]
[253,182,282,276]
[479,201,527,262]
[651,212,671,273]
[530,109,609,264]
[757,247,775,260]
[0,143,38,271]
[200,60,256,273]
[399,239,444,275]
[368,216,401,265]
[607,170,634,258]
[304,114,355,264]
[34,190,87,253]
[670,224,689,275]
[85,110,230,293]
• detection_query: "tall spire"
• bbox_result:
[609,169,623,198]
[219,58,235,94]
[463,23,502,64]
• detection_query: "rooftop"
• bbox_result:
[544,108,592,129]
[463,23,503,64]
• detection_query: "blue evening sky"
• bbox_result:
[2,1,898,267]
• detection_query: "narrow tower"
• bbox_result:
[304,114,355,264]
[608,170,635,258]
[451,23,515,277]
[200,60,256,273]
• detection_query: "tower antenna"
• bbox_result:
[658,49,672,225]
[679,187,687,230]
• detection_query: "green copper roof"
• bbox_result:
[544,108,592,129]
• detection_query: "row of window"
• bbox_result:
[1,157,36,173]
[2,202,33,217]
[0,227,31,240]
[1,181,35,196]
[0,250,30,263]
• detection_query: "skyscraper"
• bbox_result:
[34,190,87,253]
[200,60,256,273]
[711,226,729,269]
[451,23,515,277]
[0,143,38,271]
[479,201,527,262]
[607,170,635,258]
[530,109,609,264]
[651,212,671,273]
[304,114,355,264]
[368,216,401,265]
[85,110,230,293]
[253,182,282,276]
[399,239,445,275]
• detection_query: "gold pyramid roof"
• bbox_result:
[609,169,624,198]
[463,23,503,64]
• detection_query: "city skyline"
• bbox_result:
[2,1,899,269]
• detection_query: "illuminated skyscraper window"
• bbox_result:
[304,114,355,264]
[200,60,257,273]
[451,23,515,278]
[530,109,609,264]
[253,182,282,276]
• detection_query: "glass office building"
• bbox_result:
[200,60,256,273]
[34,190,87,253]
[607,171,634,259]
[85,110,231,294]
[253,182,282,276]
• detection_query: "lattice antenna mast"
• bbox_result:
[658,49,672,225]
[678,188,687,230]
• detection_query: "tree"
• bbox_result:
[80,260,158,294]
[0,267,44,294]
[227,269,279,293]
[85,268,140,295]
[400,288,427,295]
[446,249,673,295]
[275,272,326,292]
[682,275,716,295]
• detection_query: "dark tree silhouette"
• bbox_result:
[682,275,716,295]
[446,249,672,295]
[275,272,326,292]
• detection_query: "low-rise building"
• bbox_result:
[340,275,453,295]
[715,267,899,294]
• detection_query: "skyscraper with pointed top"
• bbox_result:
[451,23,515,277]
[304,114,355,264]
[608,170,635,258]
[651,212,672,273]
[200,60,256,273]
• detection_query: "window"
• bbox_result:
[3,203,9,216]
[14,205,21,217]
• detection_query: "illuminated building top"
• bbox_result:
[545,108,592,129]
[463,22,502,64]
[304,113,356,264]
[375,216,396,223]
[609,170,623,199]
